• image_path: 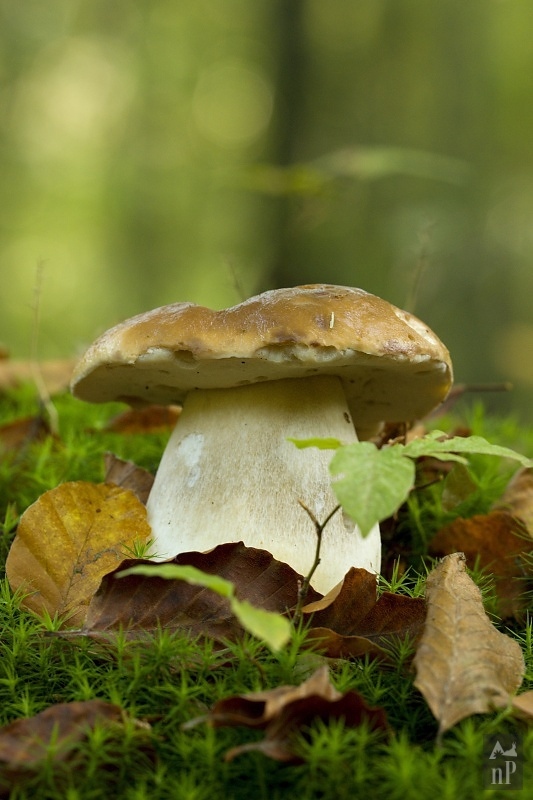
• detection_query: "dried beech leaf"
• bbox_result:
[84,542,320,643]
[302,569,378,621]
[303,627,390,661]
[511,690,533,721]
[429,511,531,618]
[302,568,426,660]
[119,562,292,651]
[413,553,525,738]
[0,359,75,395]
[104,453,154,504]
[493,467,533,538]
[6,482,152,627]
[85,553,423,658]
[0,700,149,793]
[187,665,388,763]
[0,415,51,456]
[104,404,180,433]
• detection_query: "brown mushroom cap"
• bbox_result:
[70,284,453,426]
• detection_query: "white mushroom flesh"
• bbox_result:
[146,375,381,594]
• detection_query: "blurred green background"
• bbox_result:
[1,0,532,418]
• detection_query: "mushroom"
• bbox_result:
[70,284,453,594]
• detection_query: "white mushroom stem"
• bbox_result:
[146,375,381,594]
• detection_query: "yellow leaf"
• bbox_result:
[6,482,152,627]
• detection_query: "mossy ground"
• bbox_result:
[1,385,532,799]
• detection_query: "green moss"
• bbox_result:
[1,388,532,798]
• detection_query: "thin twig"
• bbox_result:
[292,501,341,624]
[404,219,435,314]
[29,261,59,435]
[225,258,247,302]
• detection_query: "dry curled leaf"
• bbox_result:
[103,404,181,434]
[185,665,388,762]
[510,690,533,721]
[0,414,52,456]
[0,359,75,395]
[84,542,320,643]
[104,453,154,504]
[429,511,531,618]
[413,553,524,739]
[85,548,424,659]
[6,482,152,627]
[0,700,150,795]
[302,569,426,661]
[493,467,533,539]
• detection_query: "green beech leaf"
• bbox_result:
[118,563,291,651]
[441,463,479,511]
[329,442,416,536]
[289,437,342,450]
[402,432,532,467]
[230,599,292,652]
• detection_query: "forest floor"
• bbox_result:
[1,383,532,799]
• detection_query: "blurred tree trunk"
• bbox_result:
[264,0,307,290]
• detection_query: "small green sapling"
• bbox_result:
[292,431,532,539]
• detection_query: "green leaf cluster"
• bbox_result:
[293,432,532,536]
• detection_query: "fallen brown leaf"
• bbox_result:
[413,553,524,740]
[510,690,533,721]
[104,453,154,504]
[0,359,75,395]
[6,482,152,627]
[185,665,388,762]
[103,404,181,434]
[84,542,320,643]
[85,548,425,660]
[0,414,52,455]
[0,700,150,796]
[302,569,426,661]
[429,511,531,618]
[493,467,533,538]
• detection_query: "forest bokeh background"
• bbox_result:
[1,0,533,418]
